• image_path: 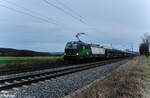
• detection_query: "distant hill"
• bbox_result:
[0,48,63,57]
[49,52,64,55]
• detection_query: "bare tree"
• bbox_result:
[140,32,150,56]
[139,43,149,57]
[141,32,150,44]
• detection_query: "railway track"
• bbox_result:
[0,58,127,91]
[0,61,70,76]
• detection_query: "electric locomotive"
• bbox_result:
[64,41,106,61]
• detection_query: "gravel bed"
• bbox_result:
[0,59,128,98]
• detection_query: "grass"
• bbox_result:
[141,56,150,98]
[0,56,63,68]
[141,56,150,82]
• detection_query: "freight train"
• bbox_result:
[64,41,133,61]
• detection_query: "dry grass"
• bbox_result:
[67,56,147,98]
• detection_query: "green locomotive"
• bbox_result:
[64,41,106,61]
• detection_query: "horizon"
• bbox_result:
[0,46,139,53]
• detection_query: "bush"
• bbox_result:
[139,43,149,57]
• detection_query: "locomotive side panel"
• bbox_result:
[91,47,105,55]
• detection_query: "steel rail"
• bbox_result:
[0,58,126,91]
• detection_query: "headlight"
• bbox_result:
[76,53,79,55]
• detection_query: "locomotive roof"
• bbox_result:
[67,41,89,46]
[67,41,103,48]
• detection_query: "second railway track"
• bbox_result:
[0,58,128,91]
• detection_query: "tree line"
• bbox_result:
[139,32,150,57]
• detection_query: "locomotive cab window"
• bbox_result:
[65,43,78,49]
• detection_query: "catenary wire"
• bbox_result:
[0,3,57,25]
[54,0,83,20]
[2,0,57,24]
[43,0,86,24]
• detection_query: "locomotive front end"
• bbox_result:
[64,42,80,61]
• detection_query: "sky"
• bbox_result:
[0,0,150,52]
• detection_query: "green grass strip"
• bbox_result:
[142,56,150,82]
[0,56,63,68]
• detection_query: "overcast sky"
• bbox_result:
[0,0,149,52]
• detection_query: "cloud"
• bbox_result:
[0,0,150,52]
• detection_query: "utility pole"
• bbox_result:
[110,43,112,49]
[131,43,133,53]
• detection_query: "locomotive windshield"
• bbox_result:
[65,43,78,49]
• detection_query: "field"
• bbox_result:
[0,56,63,69]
